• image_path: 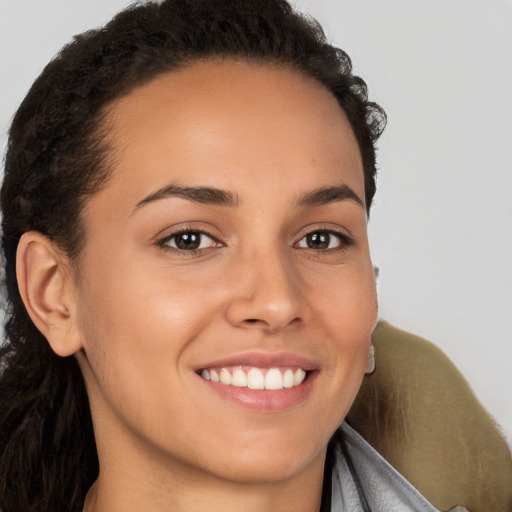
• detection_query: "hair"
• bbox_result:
[0,1,386,510]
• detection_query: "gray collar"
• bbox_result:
[329,423,439,511]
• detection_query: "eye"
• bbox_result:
[159,230,219,252]
[296,230,351,250]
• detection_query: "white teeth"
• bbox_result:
[232,368,248,387]
[265,368,283,390]
[220,368,232,385]
[294,368,306,386]
[247,368,265,390]
[201,366,308,390]
[283,369,294,388]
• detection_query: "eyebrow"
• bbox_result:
[135,184,240,211]
[297,185,364,208]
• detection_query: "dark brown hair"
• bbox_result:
[0,1,386,510]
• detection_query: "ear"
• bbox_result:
[16,232,83,357]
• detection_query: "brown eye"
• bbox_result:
[307,232,329,249]
[296,231,346,250]
[162,231,217,251]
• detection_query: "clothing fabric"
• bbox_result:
[328,422,440,511]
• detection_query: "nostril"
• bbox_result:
[242,318,270,328]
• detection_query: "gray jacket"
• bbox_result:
[330,423,440,511]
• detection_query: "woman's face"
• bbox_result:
[73,60,377,484]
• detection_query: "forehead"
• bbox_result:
[95,60,364,212]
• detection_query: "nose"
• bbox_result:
[224,249,306,333]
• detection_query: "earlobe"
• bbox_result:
[16,232,83,357]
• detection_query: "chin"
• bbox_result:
[195,429,329,485]
[211,453,322,485]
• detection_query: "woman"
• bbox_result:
[0,1,438,511]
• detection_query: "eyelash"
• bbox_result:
[156,227,354,255]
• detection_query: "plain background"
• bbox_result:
[1,0,511,445]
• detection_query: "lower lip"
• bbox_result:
[198,372,317,412]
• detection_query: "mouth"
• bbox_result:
[197,366,308,390]
[194,353,318,411]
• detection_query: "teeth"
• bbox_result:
[283,369,294,388]
[294,368,306,386]
[247,368,265,390]
[232,368,248,387]
[220,368,232,385]
[265,368,283,390]
[200,366,307,390]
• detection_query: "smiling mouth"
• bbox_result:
[198,366,308,390]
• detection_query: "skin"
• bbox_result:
[18,60,377,512]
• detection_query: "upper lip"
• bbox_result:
[195,351,319,371]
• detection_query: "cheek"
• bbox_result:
[309,263,377,391]
[74,271,195,444]
[78,246,215,336]
[74,252,225,404]
[308,259,377,338]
